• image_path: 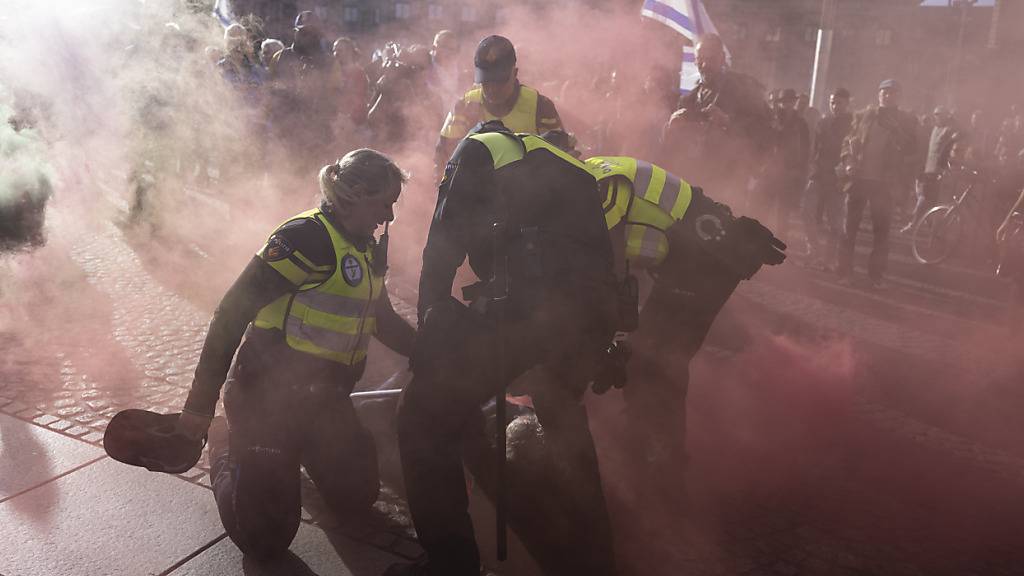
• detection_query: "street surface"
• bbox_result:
[1,180,1023,575]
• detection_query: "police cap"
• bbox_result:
[474,35,516,83]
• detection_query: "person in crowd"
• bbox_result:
[995,115,1024,166]
[367,44,442,145]
[660,33,771,207]
[332,37,370,127]
[434,35,563,175]
[836,79,918,289]
[762,88,810,243]
[218,23,261,93]
[797,92,821,153]
[270,14,336,168]
[902,106,961,233]
[966,109,993,170]
[427,30,462,106]
[174,150,415,560]
[802,88,853,268]
[259,38,284,76]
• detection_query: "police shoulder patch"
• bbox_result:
[341,254,363,286]
[262,235,293,262]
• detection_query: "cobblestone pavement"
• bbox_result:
[3,191,1024,575]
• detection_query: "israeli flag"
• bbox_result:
[641,0,719,44]
[213,0,235,28]
[680,46,701,95]
[641,0,727,95]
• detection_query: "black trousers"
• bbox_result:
[211,336,379,559]
[837,178,893,281]
[397,304,615,576]
[802,176,844,262]
[623,276,736,487]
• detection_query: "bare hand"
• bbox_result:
[176,411,212,441]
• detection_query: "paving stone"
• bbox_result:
[82,431,105,444]
[169,523,400,576]
[32,414,60,427]
[47,419,75,431]
[0,413,104,500]
[0,458,222,576]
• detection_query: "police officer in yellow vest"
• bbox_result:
[580,148,786,507]
[434,35,563,177]
[175,149,415,560]
[387,121,618,576]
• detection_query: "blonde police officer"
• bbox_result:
[175,149,415,560]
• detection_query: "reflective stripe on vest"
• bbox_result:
[469,130,588,171]
[252,209,382,365]
[585,156,695,268]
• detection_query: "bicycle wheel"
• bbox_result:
[912,205,962,265]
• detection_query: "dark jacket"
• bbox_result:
[841,106,918,183]
[923,122,962,175]
[810,112,853,180]
[420,128,617,339]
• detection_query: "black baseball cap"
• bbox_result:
[474,35,516,83]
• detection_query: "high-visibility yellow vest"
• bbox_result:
[584,156,694,268]
[253,209,382,365]
[469,129,586,171]
[440,85,541,140]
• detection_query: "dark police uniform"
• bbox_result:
[585,156,785,502]
[183,203,412,559]
[399,122,618,576]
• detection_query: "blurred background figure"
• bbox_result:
[331,37,369,129]
[761,88,809,244]
[661,33,771,208]
[836,79,919,289]
[902,106,961,233]
[802,88,853,269]
[427,30,462,106]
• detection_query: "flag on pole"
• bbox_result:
[641,0,727,94]
[213,0,235,28]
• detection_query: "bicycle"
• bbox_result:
[911,169,988,265]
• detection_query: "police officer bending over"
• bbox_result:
[582,152,785,508]
[175,149,415,560]
[388,121,619,576]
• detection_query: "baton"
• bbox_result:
[491,222,510,561]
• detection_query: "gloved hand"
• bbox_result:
[736,216,787,266]
[591,340,631,395]
[729,216,786,279]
